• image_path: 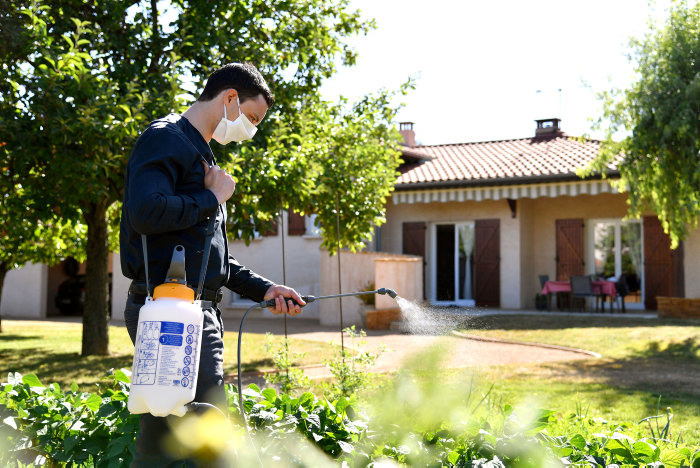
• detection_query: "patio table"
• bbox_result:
[541,280,617,311]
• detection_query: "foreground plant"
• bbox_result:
[0,370,137,467]
[264,333,311,395]
[2,367,699,467]
[324,325,385,399]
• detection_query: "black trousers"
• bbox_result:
[124,294,228,467]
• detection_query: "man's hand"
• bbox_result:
[263,284,305,316]
[202,161,236,204]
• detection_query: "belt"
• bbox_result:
[128,280,223,305]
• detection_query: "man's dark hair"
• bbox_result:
[198,62,274,107]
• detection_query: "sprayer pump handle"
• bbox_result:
[259,295,314,309]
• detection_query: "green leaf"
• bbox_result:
[447,451,460,464]
[633,440,657,459]
[2,416,17,430]
[22,374,44,388]
[337,440,354,453]
[70,381,79,393]
[569,434,587,451]
[113,369,131,384]
[262,388,277,402]
[82,393,102,411]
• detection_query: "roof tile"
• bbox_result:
[398,134,608,186]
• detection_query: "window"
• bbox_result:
[588,219,644,307]
[304,214,321,237]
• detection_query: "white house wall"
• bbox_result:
[111,254,130,321]
[1,263,47,319]
[225,232,323,320]
[682,229,700,298]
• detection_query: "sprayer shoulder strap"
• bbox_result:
[140,213,218,299]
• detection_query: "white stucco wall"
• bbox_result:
[111,254,130,321]
[1,263,48,319]
[683,228,700,298]
[224,219,323,320]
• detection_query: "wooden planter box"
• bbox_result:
[365,308,401,330]
[657,297,700,319]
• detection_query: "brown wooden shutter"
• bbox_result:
[555,219,584,281]
[402,222,426,258]
[643,216,684,309]
[287,210,306,236]
[474,219,500,307]
[403,222,426,299]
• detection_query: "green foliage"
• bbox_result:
[1,0,394,351]
[323,326,385,399]
[263,333,311,395]
[582,1,700,248]
[233,383,367,460]
[0,370,138,467]
[2,369,700,467]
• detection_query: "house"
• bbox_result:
[2,118,696,322]
[381,119,692,311]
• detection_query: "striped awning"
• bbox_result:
[391,179,623,204]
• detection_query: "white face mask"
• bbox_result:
[211,96,257,145]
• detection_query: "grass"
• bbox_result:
[450,314,700,446]
[0,319,336,391]
[461,314,700,359]
[2,314,700,447]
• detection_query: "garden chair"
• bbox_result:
[614,274,629,313]
[569,275,602,312]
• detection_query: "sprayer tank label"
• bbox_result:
[132,320,200,390]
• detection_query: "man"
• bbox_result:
[120,62,305,466]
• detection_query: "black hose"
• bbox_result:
[237,303,259,430]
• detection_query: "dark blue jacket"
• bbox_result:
[119,114,273,301]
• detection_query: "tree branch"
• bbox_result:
[147,0,161,73]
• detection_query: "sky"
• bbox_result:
[319,0,673,146]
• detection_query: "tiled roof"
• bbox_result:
[397,133,616,188]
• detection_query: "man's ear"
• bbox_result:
[225,88,238,104]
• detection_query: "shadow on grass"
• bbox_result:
[0,347,132,390]
[0,334,40,342]
[632,337,700,361]
[463,314,700,331]
[549,336,700,401]
[238,358,275,373]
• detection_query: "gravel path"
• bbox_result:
[229,317,593,381]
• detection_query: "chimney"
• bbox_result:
[399,122,416,147]
[535,118,562,137]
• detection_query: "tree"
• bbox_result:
[0,139,86,332]
[2,0,395,355]
[583,1,700,248]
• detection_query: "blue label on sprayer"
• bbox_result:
[161,322,184,334]
[159,334,183,346]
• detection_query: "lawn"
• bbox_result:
[452,314,700,446]
[2,314,700,448]
[0,319,336,391]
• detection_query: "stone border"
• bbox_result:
[450,331,601,358]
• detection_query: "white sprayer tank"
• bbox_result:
[128,280,204,417]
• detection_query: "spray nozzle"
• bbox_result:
[377,288,398,298]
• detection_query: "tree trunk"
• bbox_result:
[0,262,7,333]
[81,200,110,356]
